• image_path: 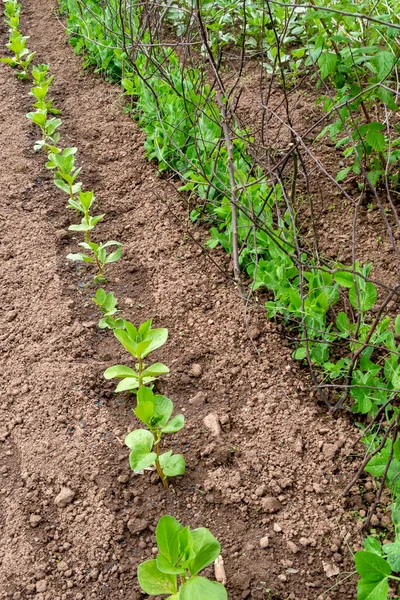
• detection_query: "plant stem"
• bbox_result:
[153,433,168,488]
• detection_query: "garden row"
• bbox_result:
[1,1,228,598]
[52,2,400,598]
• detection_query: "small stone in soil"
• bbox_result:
[35,580,47,593]
[190,363,202,377]
[29,514,42,528]
[261,496,281,513]
[260,536,269,548]
[189,391,206,405]
[203,413,222,437]
[54,487,75,508]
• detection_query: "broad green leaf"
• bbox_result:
[154,395,174,425]
[364,537,382,556]
[143,328,169,357]
[365,124,385,153]
[137,559,177,595]
[318,52,337,79]
[357,577,389,600]
[187,528,221,575]
[180,576,227,600]
[114,329,140,357]
[293,347,306,360]
[115,377,141,392]
[334,271,354,288]
[156,516,183,564]
[125,428,154,451]
[156,554,186,575]
[103,365,138,380]
[383,542,400,571]
[129,448,156,471]
[349,282,377,312]
[354,551,391,580]
[162,414,185,433]
[159,452,186,477]
[142,363,170,377]
[395,315,400,337]
[66,252,94,263]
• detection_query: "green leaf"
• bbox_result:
[115,377,141,392]
[137,559,177,595]
[156,554,186,575]
[156,516,183,565]
[383,542,400,571]
[103,365,138,380]
[395,315,400,337]
[293,347,306,360]
[365,124,386,153]
[334,271,354,288]
[143,328,169,357]
[159,452,186,477]
[349,282,377,312]
[355,551,391,580]
[187,528,221,575]
[180,576,227,600]
[141,363,170,378]
[318,52,337,79]
[364,537,382,556]
[162,414,185,433]
[125,429,156,471]
[357,577,389,600]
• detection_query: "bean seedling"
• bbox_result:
[125,386,185,486]
[67,239,123,283]
[137,515,227,599]
[92,287,125,329]
[1,28,35,78]
[104,319,169,391]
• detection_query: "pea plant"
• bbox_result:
[138,515,227,599]
[67,239,123,283]
[125,386,185,487]
[1,0,35,79]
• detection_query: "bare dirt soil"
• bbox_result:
[0,2,382,599]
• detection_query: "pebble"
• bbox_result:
[127,518,149,534]
[278,574,287,582]
[261,496,281,514]
[190,363,202,378]
[249,327,260,340]
[287,541,298,554]
[54,487,75,508]
[189,391,206,405]
[273,523,283,533]
[29,514,42,528]
[260,536,269,548]
[203,413,222,437]
[35,581,47,593]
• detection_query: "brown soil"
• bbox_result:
[0,2,386,599]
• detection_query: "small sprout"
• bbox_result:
[46,147,82,199]
[92,288,125,329]
[137,516,227,599]
[125,386,185,486]
[67,239,123,283]
[104,319,169,391]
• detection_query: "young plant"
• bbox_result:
[1,29,35,78]
[26,108,62,152]
[354,496,400,599]
[3,0,20,30]
[125,386,185,486]
[92,287,125,329]
[104,319,169,391]
[29,75,60,115]
[67,239,122,283]
[138,515,227,599]
[46,147,82,199]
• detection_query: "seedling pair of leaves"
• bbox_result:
[1,29,35,78]
[355,497,400,599]
[138,516,227,599]
[104,319,169,391]
[67,190,105,242]
[125,386,185,485]
[46,147,83,197]
[92,288,125,330]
